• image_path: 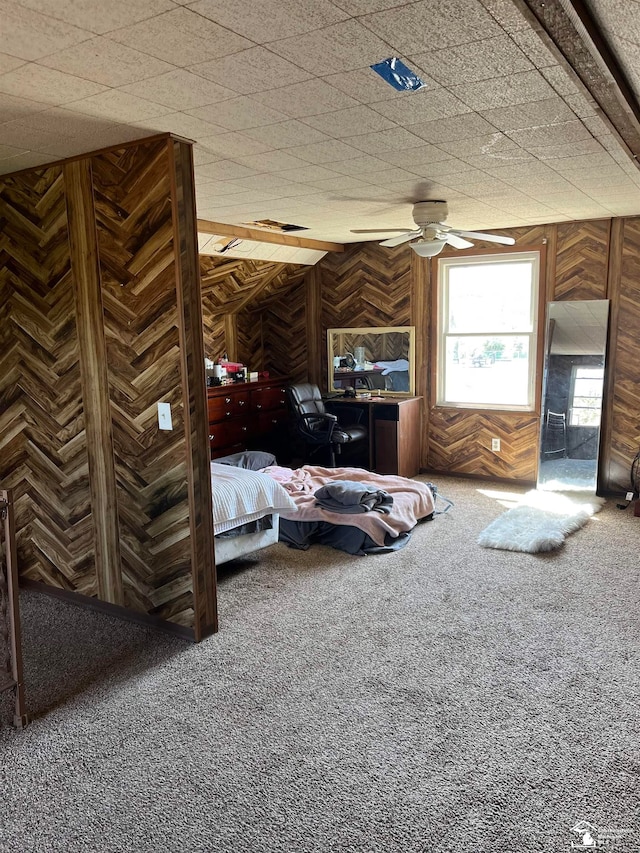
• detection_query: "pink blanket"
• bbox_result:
[261,465,435,547]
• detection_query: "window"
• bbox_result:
[437,251,540,410]
[570,366,604,426]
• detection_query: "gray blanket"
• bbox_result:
[314,480,393,514]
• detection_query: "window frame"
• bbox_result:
[434,248,543,413]
[569,365,605,427]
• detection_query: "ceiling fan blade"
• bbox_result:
[444,233,474,249]
[380,231,420,247]
[350,228,414,234]
[452,229,515,246]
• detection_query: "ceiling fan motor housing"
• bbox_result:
[412,200,448,227]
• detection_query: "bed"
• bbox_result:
[261,464,435,554]
[210,454,298,565]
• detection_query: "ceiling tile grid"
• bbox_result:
[0,0,639,245]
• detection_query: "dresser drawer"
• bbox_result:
[226,416,254,445]
[208,422,229,450]
[208,390,250,421]
[258,409,289,433]
[251,385,287,413]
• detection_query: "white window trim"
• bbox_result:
[436,250,540,411]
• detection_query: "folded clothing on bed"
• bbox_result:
[314,481,393,514]
[211,462,298,535]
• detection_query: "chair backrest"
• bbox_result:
[286,383,326,432]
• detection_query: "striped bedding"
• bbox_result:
[210,462,298,535]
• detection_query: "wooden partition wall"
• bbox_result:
[0,134,216,640]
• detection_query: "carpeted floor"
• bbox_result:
[1,475,639,853]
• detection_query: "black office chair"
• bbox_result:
[286,382,367,467]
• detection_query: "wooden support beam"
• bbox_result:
[197,219,345,253]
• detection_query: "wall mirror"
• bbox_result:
[537,300,609,493]
[328,326,415,396]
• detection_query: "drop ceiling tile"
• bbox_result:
[233,151,312,172]
[0,142,27,159]
[459,148,536,170]
[532,140,606,163]
[37,38,177,88]
[305,174,373,192]
[14,0,176,35]
[120,69,235,111]
[190,47,312,95]
[451,70,556,111]
[506,120,593,149]
[191,147,222,167]
[410,35,533,87]
[187,97,289,131]
[197,160,261,181]
[406,113,498,143]
[433,170,498,192]
[327,154,394,174]
[274,164,341,183]
[564,167,631,189]
[371,87,471,126]
[357,166,431,186]
[562,92,599,118]
[0,150,56,174]
[276,139,362,165]
[109,8,253,67]
[362,0,502,52]
[435,132,518,159]
[377,144,453,166]
[195,179,256,197]
[0,53,25,74]
[14,107,129,142]
[249,78,361,118]
[0,2,92,61]
[323,65,436,105]
[473,0,530,33]
[134,112,227,140]
[0,121,74,152]
[242,120,332,149]
[407,157,478,179]
[187,0,350,43]
[0,64,106,106]
[348,127,433,154]
[302,105,397,138]
[196,131,274,158]
[266,20,394,75]
[540,65,581,96]
[480,97,577,131]
[65,90,173,122]
[510,29,558,68]
[331,0,427,12]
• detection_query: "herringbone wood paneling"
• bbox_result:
[554,220,609,300]
[93,140,196,627]
[0,167,95,592]
[608,217,640,492]
[427,410,539,481]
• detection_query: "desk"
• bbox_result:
[326,396,422,478]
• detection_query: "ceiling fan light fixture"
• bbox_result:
[411,239,446,258]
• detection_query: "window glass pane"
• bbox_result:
[447,262,534,334]
[444,335,531,406]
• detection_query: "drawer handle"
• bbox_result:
[209,434,215,440]
[241,426,248,432]
[255,403,262,409]
[279,398,285,405]
[238,400,246,406]
[225,397,232,403]
[225,411,232,417]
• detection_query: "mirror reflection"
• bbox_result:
[328,327,415,396]
[538,300,609,492]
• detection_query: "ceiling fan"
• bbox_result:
[351,200,515,257]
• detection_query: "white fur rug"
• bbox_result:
[478,490,605,553]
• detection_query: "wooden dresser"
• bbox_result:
[207,378,288,459]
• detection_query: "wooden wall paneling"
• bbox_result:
[554,219,610,300]
[319,243,412,331]
[92,139,196,629]
[599,217,623,492]
[306,266,322,388]
[64,159,122,605]
[237,312,264,371]
[607,217,640,492]
[170,139,216,639]
[427,409,539,481]
[253,277,309,383]
[411,253,429,468]
[0,166,96,592]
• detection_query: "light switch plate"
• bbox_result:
[158,402,173,430]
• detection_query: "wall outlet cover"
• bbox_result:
[491,438,501,452]
[158,402,173,430]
